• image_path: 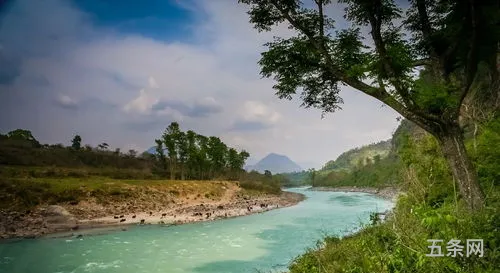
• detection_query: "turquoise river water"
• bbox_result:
[0,188,393,273]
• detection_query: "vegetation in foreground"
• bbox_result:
[287,116,499,273]
[238,1,498,270]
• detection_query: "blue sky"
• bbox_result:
[0,0,401,169]
[72,0,197,41]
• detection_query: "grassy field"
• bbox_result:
[0,166,234,211]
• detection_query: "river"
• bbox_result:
[0,188,393,273]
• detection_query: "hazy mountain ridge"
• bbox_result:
[245,153,303,174]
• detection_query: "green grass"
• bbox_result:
[287,116,500,273]
[288,193,500,273]
[0,174,231,211]
[0,165,157,180]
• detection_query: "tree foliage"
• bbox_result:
[71,135,82,150]
[240,0,499,210]
[153,122,251,180]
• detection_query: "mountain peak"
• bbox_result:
[245,153,302,174]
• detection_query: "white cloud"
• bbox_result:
[123,89,159,114]
[242,100,281,124]
[55,94,78,109]
[148,76,159,89]
[0,0,401,167]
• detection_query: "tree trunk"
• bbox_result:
[436,124,485,210]
[169,159,175,180]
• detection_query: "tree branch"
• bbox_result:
[412,58,430,67]
[367,0,415,109]
[457,0,479,113]
[267,0,441,134]
[415,0,438,59]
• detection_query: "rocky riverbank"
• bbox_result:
[0,182,304,240]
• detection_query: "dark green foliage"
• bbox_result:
[70,135,82,150]
[155,122,250,181]
[281,170,311,187]
[0,136,152,170]
[322,140,391,171]
[240,0,498,210]
[469,115,500,188]
[315,153,401,188]
[239,170,283,194]
[288,116,500,273]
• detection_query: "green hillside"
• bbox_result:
[321,140,392,172]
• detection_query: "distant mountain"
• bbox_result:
[245,153,303,174]
[145,146,157,154]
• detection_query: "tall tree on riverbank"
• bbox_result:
[239,0,499,210]
[163,122,180,180]
[156,122,250,180]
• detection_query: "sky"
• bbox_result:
[0,0,401,169]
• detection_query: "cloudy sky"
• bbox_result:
[0,0,401,169]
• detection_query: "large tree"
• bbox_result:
[239,0,499,210]
[163,122,181,180]
[71,135,82,150]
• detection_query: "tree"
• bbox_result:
[185,130,199,179]
[154,139,167,172]
[127,149,137,157]
[97,143,109,151]
[374,154,381,164]
[239,0,498,210]
[71,135,82,150]
[7,129,40,147]
[196,134,209,179]
[207,136,228,178]
[309,168,316,187]
[163,122,181,180]
[177,132,189,180]
[227,148,250,180]
[264,170,273,178]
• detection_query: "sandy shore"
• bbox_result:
[77,191,304,229]
[310,186,401,201]
[0,188,305,240]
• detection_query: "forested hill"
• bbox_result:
[320,140,392,172]
[310,123,420,188]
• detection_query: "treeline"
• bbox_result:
[0,126,290,194]
[313,152,402,188]
[0,129,152,171]
[152,122,250,180]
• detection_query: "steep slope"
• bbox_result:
[321,140,392,172]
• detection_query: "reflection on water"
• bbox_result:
[0,189,393,273]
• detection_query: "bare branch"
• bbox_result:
[412,58,430,67]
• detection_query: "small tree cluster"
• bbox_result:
[154,122,250,180]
